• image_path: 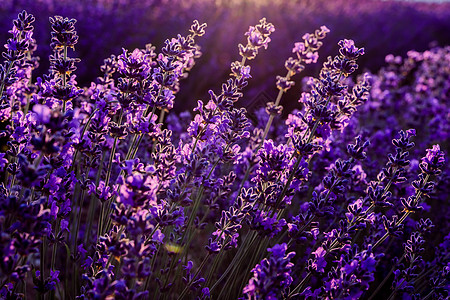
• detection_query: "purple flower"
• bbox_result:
[60,219,69,232]
[338,39,365,60]
[239,18,275,60]
[321,246,380,299]
[32,104,51,124]
[420,145,445,175]
[49,16,78,48]
[311,246,327,273]
[243,243,295,299]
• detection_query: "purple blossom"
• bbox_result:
[0,6,448,300]
[243,243,295,299]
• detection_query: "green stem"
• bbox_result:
[288,273,311,298]
[50,218,61,272]
[176,254,211,300]
[9,174,16,192]
[180,153,224,256]
[144,241,161,292]
[270,82,339,218]
[99,116,121,236]
[158,108,167,124]
[40,237,46,299]
[0,61,13,99]
[69,108,99,172]
[73,186,87,249]
[210,231,258,293]
[97,202,104,244]
[205,247,225,287]
[61,45,68,114]
[237,237,270,296]
[270,153,301,216]
[34,151,44,168]
[105,136,119,187]
[84,151,105,245]
[286,216,316,248]
[421,291,434,300]
[102,108,155,234]
[261,70,291,142]
[23,95,31,119]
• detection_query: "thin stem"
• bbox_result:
[0,61,13,99]
[158,108,167,124]
[99,112,123,236]
[176,254,211,300]
[288,273,311,298]
[84,151,106,245]
[144,242,161,292]
[237,237,270,296]
[40,237,46,299]
[102,108,155,234]
[421,291,434,300]
[367,255,405,300]
[50,218,61,272]
[104,136,119,187]
[373,174,430,250]
[205,248,224,287]
[97,202,104,244]
[270,153,301,216]
[23,95,31,119]
[69,108,99,172]
[73,185,87,249]
[387,285,400,300]
[261,70,291,142]
[211,231,258,292]
[180,145,227,253]
[34,151,44,168]
[270,84,338,217]
[287,216,316,248]
[62,45,68,114]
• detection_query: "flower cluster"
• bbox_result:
[243,243,295,299]
[0,8,448,300]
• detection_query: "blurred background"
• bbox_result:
[1,0,449,113]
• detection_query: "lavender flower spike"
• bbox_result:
[243,243,295,299]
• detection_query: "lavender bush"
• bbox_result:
[0,8,448,300]
[1,0,449,110]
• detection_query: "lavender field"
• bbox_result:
[0,0,449,299]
